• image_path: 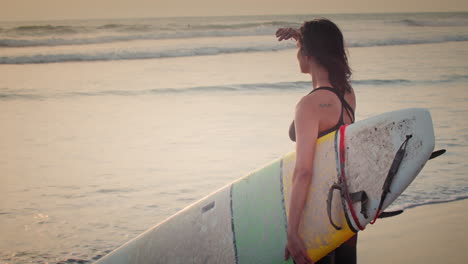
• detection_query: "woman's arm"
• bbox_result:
[284,95,320,264]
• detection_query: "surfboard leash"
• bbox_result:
[328,125,367,232]
[370,134,412,225]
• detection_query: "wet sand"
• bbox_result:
[358,199,468,263]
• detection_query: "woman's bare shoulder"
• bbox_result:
[297,90,341,110]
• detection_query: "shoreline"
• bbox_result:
[358,198,468,263]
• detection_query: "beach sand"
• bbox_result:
[358,199,468,263]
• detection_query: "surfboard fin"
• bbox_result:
[378,210,404,218]
[350,191,369,219]
[429,149,446,160]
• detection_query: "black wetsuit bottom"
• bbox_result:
[316,234,357,264]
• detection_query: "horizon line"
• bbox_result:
[1,10,467,23]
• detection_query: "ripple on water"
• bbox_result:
[96,188,135,194]
[178,188,194,193]
[176,197,196,202]
[56,258,90,264]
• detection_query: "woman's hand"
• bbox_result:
[276,27,300,41]
[284,232,314,264]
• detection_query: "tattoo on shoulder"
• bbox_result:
[319,103,332,108]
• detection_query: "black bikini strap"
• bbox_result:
[343,102,355,123]
[311,87,355,123]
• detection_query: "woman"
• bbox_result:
[276,18,357,264]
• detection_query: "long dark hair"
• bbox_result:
[299,18,352,95]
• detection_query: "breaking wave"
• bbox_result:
[2,76,467,100]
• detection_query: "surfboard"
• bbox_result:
[95,108,435,264]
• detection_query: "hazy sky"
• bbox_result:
[2,0,467,21]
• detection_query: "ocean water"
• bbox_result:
[0,12,467,263]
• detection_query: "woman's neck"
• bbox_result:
[309,62,332,89]
[311,74,332,90]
